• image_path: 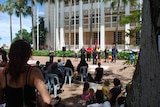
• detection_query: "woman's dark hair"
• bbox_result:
[7,40,32,81]
[51,62,58,69]
[65,59,72,66]
[113,78,120,86]
[96,90,104,103]
[83,82,90,91]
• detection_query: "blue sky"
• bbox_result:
[0,0,44,47]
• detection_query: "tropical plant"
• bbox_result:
[13,29,32,43]
[14,0,31,39]
[33,16,48,47]
[0,0,16,44]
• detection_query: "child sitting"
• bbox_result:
[81,82,90,101]
[102,80,110,101]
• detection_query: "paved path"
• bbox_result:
[31,56,135,107]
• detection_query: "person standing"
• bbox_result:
[104,46,109,63]
[49,46,54,63]
[0,47,8,63]
[80,46,86,60]
[96,46,102,62]
[0,40,53,107]
[111,46,118,63]
[74,47,79,60]
[92,47,97,64]
[86,45,92,61]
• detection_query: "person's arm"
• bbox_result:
[108,92,112,101]
[0,69,5,103]
[31,67,51,104]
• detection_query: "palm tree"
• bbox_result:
[68,0,72,50]
[5,0,16,44]
[15,0,31,39]
[0,0,15,44]
[30,0,37,49]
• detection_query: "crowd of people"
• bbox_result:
[0,40,125,107]
[75,45,118,64]
[81,78,126,107]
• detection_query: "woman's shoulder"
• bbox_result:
[30,66,43,77]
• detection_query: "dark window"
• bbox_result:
[72,16,79,25]
[114,32,122,44]
[76,33,79,45]
[112,16,117,22]
[136,32,140,45]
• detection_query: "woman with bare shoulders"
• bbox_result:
[0,40,52,107]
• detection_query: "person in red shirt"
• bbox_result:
[86,45,92,61]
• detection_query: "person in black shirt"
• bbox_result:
[94,62,103,83]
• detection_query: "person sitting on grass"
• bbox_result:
[87,90,111,107]
[94,62,104,83]
[81,82,90,101]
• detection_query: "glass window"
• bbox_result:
[114,32,122,44]
[136,32,140,45]
[112,16,117,22]
[76,33,79,45]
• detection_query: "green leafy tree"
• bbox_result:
[15,0,31,39]
[33,16,47,47]
[13,29,32,43]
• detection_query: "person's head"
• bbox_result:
[104,80,109,86]
[83,82,90,91]
[36,61,40,66]
[98,62,101,67]
[89,88,95,95]
[96,90,104,103]
[7,40,32,81]
[65,59,72,66]
[113,78,120,86]
[51,62,58,69]
[58,59,61,62]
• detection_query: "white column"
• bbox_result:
[60,0,65,50]
[100,0,105,50]
[53,3,56,50]
[125,2,130,50]
[79,0,83,49]
[50,4,55,48]
[74,0,76,49]
[56,0,60,50]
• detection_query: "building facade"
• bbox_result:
[44,0,141,51]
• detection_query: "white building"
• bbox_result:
[44,0,142,51]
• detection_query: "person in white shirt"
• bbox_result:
[74,47,79,60]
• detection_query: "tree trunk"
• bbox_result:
[127,0,160,106]
[31,0,36,49]
[20,12,22,39]
[10,15,12,44]
[68,0,72,50]
[115,0,120,45]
